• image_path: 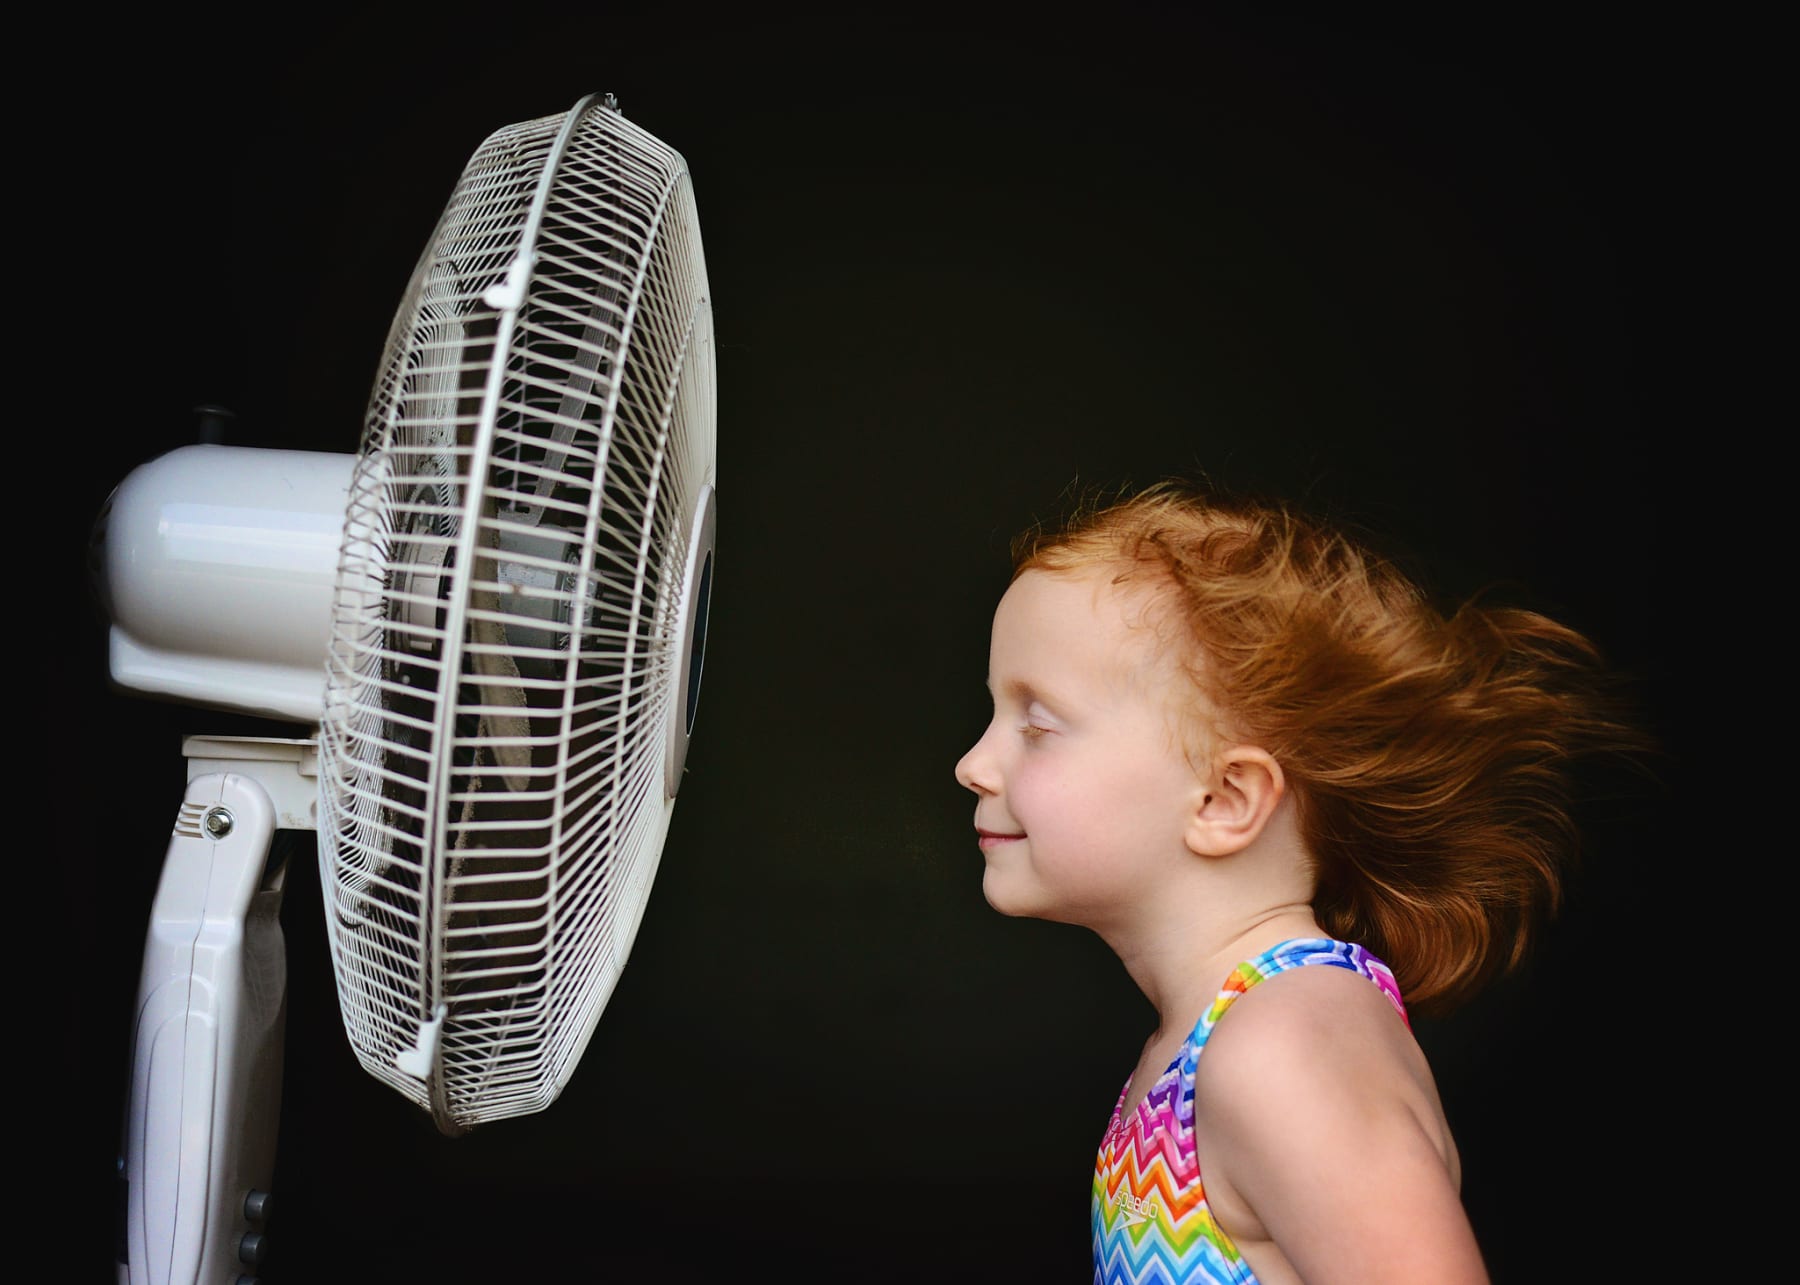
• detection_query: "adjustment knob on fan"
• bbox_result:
[239,1231,268,1266]
[194,402,237,444]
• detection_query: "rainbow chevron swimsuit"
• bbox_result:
[1091,938,1408,1285]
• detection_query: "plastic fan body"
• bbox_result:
[101,93,715,1282]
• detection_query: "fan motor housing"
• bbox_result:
[97,443,355,724]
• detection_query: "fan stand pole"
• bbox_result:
[118,737,315,1284]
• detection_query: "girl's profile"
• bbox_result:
[956,481,1644,1285]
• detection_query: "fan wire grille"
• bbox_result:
[317,95,715,1130]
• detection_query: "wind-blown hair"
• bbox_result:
[1013,481,1642,1014]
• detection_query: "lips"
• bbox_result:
[975,826,1025,851]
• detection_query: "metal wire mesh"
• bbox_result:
[316,95,715,1131]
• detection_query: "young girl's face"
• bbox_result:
[954,568,1212,930]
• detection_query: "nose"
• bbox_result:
[955,724,997,795]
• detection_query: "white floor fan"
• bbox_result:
[95,92,717,1283]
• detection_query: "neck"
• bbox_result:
[1099,797,1321,1034]
[1107,905,1321,1035]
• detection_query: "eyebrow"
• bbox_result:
[986,677,1055,707]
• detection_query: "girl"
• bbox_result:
[954,481,1641,1285]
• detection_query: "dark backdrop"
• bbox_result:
[49,8,1700,1282]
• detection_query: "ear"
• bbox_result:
[1184,746,1285,858]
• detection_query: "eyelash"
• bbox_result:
[1018,723,1049,740]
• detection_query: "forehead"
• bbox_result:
[990,567,1173,692]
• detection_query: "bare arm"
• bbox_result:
[1193,968,1489,1285]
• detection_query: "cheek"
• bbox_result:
[1008,757,1100,838]
[1032,751,1178,852]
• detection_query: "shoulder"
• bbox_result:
[1197,961,1445,1161]
[1193,963,1485,1283]
[1205,959,1419,1087]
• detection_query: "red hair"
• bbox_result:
[1014,481,1642,1013]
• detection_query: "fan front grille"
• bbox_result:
[317,96,715,1129]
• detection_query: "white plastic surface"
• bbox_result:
[101,444,354,724]
[182,736,320,831]
[119,773,286,1285]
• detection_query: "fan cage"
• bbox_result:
[316,95,715,1130]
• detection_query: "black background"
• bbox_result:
[47,7,1709,1282]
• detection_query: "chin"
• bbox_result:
[980,869,1045,920]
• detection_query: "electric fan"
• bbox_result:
[97,91,716,1283]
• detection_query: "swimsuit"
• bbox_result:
[1091,937,1408,1285]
